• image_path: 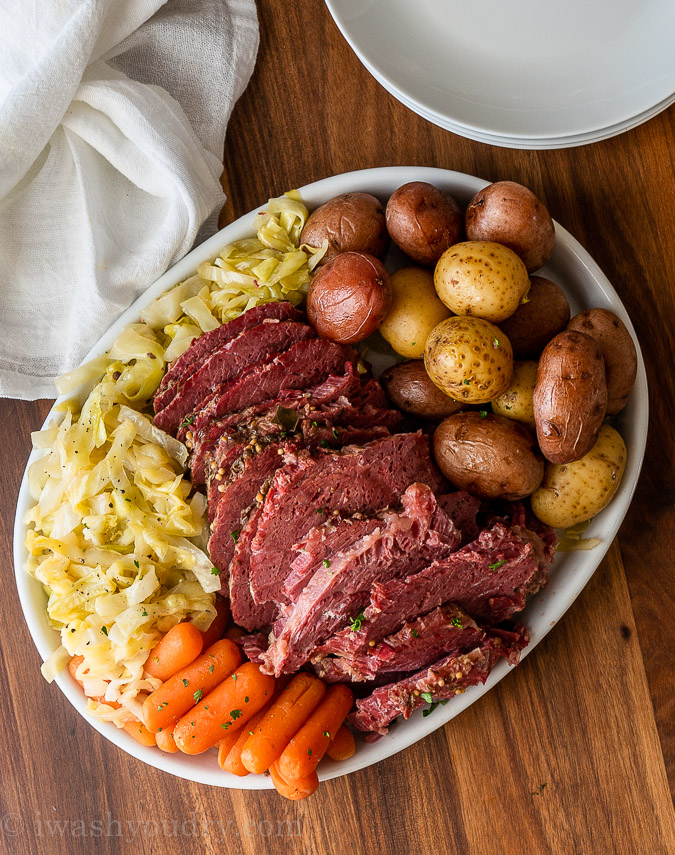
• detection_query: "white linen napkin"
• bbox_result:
[0,0,259,399]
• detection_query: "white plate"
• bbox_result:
[13,167,648,788]
[377,69,675,149]
[326,0,675,143]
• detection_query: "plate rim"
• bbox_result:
[13,165,648,789]
[325,0,675,141]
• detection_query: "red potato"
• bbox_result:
[306,252,392,343]
[300,193,388,263]
[465,181,555,272]
[385,182,463,266]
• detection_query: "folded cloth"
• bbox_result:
[0,0,259,399]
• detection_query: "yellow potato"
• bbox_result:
[434,240,530,322]
[530,424,627,529]
[424,316,513,404]
[491,360,538,429]
[379,267,452,358]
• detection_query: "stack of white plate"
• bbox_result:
[325,0,675,149]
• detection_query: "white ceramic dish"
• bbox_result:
[377,70,675,150]
[326,0,675,146]
[13,167,648,788]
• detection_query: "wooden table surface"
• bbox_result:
[1,3,674,853]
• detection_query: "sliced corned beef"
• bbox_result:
[259,484,460,676]
[186,368,363,483]
[153,321,315,434]
[349,628,528,734]
[312,605,483,682]
[155,302,303,408]
[233,632,269,665]
[437,492,481,545]
[249,433,447,607]
[227,504,277,630]
[320,521,552,657]
[188,339,358,434]
[208,441,299,587]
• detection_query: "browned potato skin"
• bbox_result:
[533,330,607,464]
[381,361,465,421]
[433,411,544,500]
[498,276,570,358]
[567,308,637,414]
[301,193,388,264]
[465,181,555,272]
[306,251,392,343]
[385,182,463,267]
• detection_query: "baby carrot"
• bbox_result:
[145,622,204,681]
[199,596,230,649]
[68,655,86,687]
[326,723,356,762]
[278,684,354,779]
[123,719,157,747]
[143,638,241,733]
[240,673,326,775]
[269,761,319,800]
[217,729,244,770]
[156,725,178,754]
[173,662,275,755]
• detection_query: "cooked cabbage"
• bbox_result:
[26,188,321,726]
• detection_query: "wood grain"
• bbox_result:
[1,1,674,853]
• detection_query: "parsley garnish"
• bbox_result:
[479,410,488,418]
[317,507,325,515]
[307,749,312,756]
[349,611,366,632]
[412,629,420,638]
[133,560,139,568]
[323,558,330,568]
[420,692,434,704]
[211,566,219,576]
[323,730,331,738]
[193,689,203,703]
[232,673,237,681]
[230,709,242,720]
[230,529,240,544]
[142,610,148,617]
[101,626,108,636]
[208,664,214,674]
[182,679,189,687]
[179,414,194,429]
[493,338,500,347]
[450,617,463,628]
[423,703,439,717]
[488,559,506,571]
[332,428,339,440]
[244,696,249,703]
[463,379,470,385]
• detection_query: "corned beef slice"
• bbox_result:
[228,504,277,630]
[153,321,315,434]
[349,640,515,735]
[320,521,552,657]
[312,605,484,682]
[249,433,447,607]
[436,492,481,545]
[208,441,299,587]
[187,368,362,483]
[188,339,358,434]
[259,484,460,676]
[155,301,303,408]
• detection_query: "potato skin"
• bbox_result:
[531,425,627,528]
[434,241,530,322]
[301,193,388,264]
[306,252,392,343]
[381,360,465,421]
[379,266,452,358]
[533,330,607,464]
[491,360,538,429]
[567,308,637,414]
[465,181,555,272]
[498,276,570,358]
[424,316,513,404]
[385,182,463,267]
[433,412,544,500]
